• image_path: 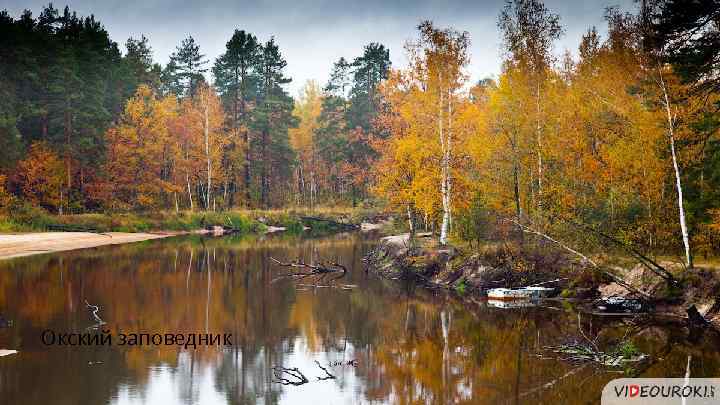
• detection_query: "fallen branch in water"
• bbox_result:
[85,300,106,330]
[543,343,647,367]
[270,257,348,287]
[314,360,336,381]
[272,367,309,386]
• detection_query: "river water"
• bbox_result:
[0,233,718,404]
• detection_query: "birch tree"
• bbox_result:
[194,84,226,211]
[499,0,562,211]
[412,22,469,245]
[656,66,693,268]
[378,22,470,245]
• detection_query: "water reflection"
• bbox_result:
[0,234,718,404]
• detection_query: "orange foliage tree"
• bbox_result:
[100,85,180,210]
[16,141,66,213]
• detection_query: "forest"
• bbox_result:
[0,0,719,262]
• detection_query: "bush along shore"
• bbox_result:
[363,232,720,331]
[0,202,378,236]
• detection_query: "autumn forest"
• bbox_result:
[1,0,719,262]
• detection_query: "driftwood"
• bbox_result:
[270,257,350,288]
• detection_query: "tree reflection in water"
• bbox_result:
[0,234,718,404]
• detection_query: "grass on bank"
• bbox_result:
[0,203,378,234]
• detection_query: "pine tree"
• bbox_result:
[164,36,208,99]
[213,30,260,207]
[348,43,391,131]
[123,35,162,96]
[252,38,297,208]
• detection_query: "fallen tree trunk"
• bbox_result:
[505,218,652,300]
[561,218,678,287]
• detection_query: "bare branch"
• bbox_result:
[84,300,106,330]
[272,367,309,386]
[270,257,348,287]
[314,360,336,381]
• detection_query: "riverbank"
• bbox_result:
[0,232,171,260]
[364,233,720,330]
[1,204,380,233]
[0,207,387,260]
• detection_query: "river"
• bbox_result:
[0,233,718,404]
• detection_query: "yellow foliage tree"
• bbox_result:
[102,85,180,210]
[376,22,476,238]
[289,80,322,207]
[16,141,66,213]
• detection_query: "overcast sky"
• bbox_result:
[4,0,637,96]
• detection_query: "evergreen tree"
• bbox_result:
[45,7,115,206]
[316,58,352,196]
[164,36,208,98]
[347,43,391,131]
[252,38,297,208]
[123,35,162,96]
[213,30,260,206]
[650,0,720,93]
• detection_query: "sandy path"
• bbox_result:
[0,232,171,260]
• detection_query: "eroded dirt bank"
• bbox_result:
[0,232,171,260]
[364,233,720,330]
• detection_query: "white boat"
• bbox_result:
[486,287,554,300]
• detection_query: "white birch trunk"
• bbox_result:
[186,172,194,211]
[660,69,692,268]
[406,203,415,235]
[439,81,450,246]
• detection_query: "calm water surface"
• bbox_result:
[0,233,718,404]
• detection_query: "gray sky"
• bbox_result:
[3,0,637,96]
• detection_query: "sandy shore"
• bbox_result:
[0,232,171,260]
